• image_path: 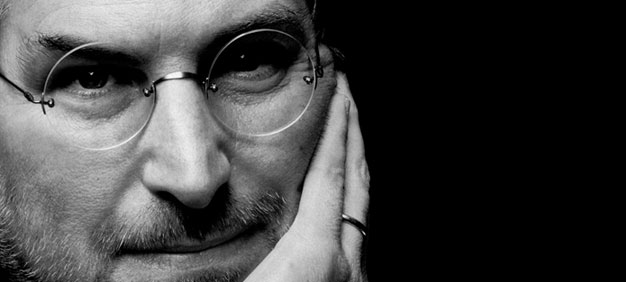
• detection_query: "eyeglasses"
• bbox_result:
[0,29,323,150]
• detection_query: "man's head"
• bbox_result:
[0,0,336,281]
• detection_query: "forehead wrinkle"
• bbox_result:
[10,0,315,78]
[149,0,313,52]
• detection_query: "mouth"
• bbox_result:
[120,226,246,255]
[105,191,288,281]
[158,233,240,253]
[110,225,268,282]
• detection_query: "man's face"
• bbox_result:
[0,0,336,281]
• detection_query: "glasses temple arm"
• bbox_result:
[314,42,324,79]
[0,72,55,114]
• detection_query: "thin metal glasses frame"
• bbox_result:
[0,29,324,116]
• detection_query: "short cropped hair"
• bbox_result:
[0,1,339,61]
[0,1,8,30]
[0,1,8,51]
[0,1,7,20]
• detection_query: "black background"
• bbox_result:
[319,1,512,280]
[322,2,405,281]
[323,2,491,280]
[323,2,593,281]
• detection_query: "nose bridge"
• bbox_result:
[151,71,211,137]
[141,73,229,209]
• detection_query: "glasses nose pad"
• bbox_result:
[201,76,218,95]
[143,85,156,97]
[207,83,218,93]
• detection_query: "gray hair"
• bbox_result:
[0,1,7,20]
[0,1,7,52]
[0,1,8,32]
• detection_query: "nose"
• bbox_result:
[140,74,230,209]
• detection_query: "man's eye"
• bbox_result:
[218,43,291,81]
[206,29,312,102]
[77,70,109,89]
[48,66,141,96]
[231,51,270,72]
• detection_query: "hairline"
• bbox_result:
[0,1,329,65]
[0,1,10,53]
[0,1,7,30]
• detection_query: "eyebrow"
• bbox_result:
[36,37,146,65]
[20,4,313,67]
[214,4,313,46]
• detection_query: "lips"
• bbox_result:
[103,191,288,280]
[108,226,268,282]
[146,229,243,254]
[118,223,253,255]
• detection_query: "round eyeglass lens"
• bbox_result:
[206,29,316,136]
[42,42,155,150]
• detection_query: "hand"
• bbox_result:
[244,73,370,282]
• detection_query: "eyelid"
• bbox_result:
[46,64,147,93]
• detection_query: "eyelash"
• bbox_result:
[48,66,144,97]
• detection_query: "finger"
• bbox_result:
[338,73,370,268]
[294,89,350,240]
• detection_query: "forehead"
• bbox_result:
[4,0,311,49]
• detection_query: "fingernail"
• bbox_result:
[344,96,351,115]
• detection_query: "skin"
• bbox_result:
[0,0,369,281]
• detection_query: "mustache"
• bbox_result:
[92,188,286,256]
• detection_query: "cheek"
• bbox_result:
[228,131,317,203]
[226,68,336,205]
[0,126,131,246]
[0,136,128,280]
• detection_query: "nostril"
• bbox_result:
[158,186,216,210]
[153,182,230,212]
[147,186,235,241]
